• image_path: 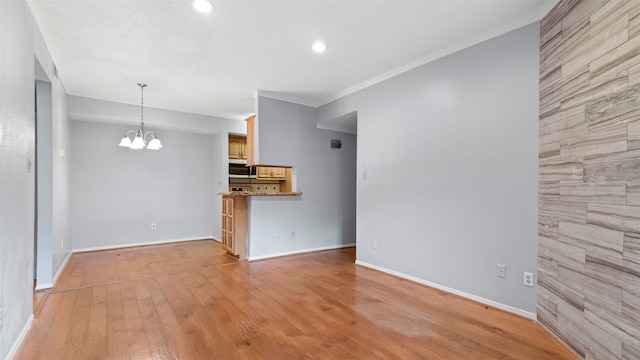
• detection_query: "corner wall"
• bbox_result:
[319,23,540,314]
[67,96,245,249]
[1,1,36,358]
[70,121,217,250]
[538,1,640,358]
[249,97,357,258]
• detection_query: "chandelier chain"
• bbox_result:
[138,83,147,130]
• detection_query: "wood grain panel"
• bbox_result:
[538,198,588,224]
[562,15,628,78]
[555,300,587,357]
[583,158,640,183]
[539,235,586,270]
[629,120,640,150]
[586,85,640,129]
[540,161,583,181]
[586,203,640,233]
[558,182,627,204]
[539,6,640,356]
[628,184,640,206]
[590,34,640,80]
[559,123,627,160]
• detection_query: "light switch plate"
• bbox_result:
[496,264,507,279]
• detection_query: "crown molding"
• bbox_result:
[318,11,543,107]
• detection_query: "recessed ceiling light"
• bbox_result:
[312,41,327,53]
[191,0,213,13]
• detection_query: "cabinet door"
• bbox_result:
[221,197,234,253]
[272,167,286,178]
[257,166,286,179]
[240,139,247,159]
[229,136,245,159]
[257,166,272,178]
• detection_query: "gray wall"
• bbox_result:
[0,1,71,357]
[36,80,53,288]
[211,132,229,240]
[0,2,36,357]
[67,96,244,248]
[68,95,245,136]
[318,23,540,314]
[71,121,217,250]
[50,70,71,281]
[249,97,357,259]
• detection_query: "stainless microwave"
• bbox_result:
[229,163,256,178]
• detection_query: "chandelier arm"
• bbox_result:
[143,131,158,143]
[125,130,138,139]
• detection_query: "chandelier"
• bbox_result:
[118,83,163,150]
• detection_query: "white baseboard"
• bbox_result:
[5,314,33,360]
[34,250,73,291]
[247,243,356,261]
[34,283,53,291]
[72,236,215,253]
[355,260,536,320]
[52,251,72,286]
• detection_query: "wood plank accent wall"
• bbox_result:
[539,1,640,359]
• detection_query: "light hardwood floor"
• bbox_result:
[17,240,576,359]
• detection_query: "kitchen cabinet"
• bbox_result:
[221,195,247,259]
[245,115,255,165]
[229,135,247,159]
[257,166,286,179]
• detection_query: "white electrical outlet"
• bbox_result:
[372,239,377,249]
[61,238,64,248]
[151,223,157,230]
[524,272,534,287]
[496,264,507,279]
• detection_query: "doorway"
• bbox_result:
[34,58,54,291]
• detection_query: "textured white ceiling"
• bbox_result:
[29,0,555,120]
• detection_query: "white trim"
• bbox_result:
[317,15,541,107]
[34,283,53,291]
[72,237,215,253]
[256,13,548,111]
[68,94,245,121]
[255,90,318,108]
[247,243,356,261]
[316,122,357,135]
[5,315,34,360]
[52,250,72,286]
[68,112,222,135]
[34,251,72,291]
[355,260,536,320]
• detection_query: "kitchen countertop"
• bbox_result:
[216,192,302,197]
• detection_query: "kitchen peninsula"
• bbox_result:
[218,159,302,259]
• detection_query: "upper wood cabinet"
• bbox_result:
[245,115,255,165]
[228,135,247,159]
[257,166,286,179]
